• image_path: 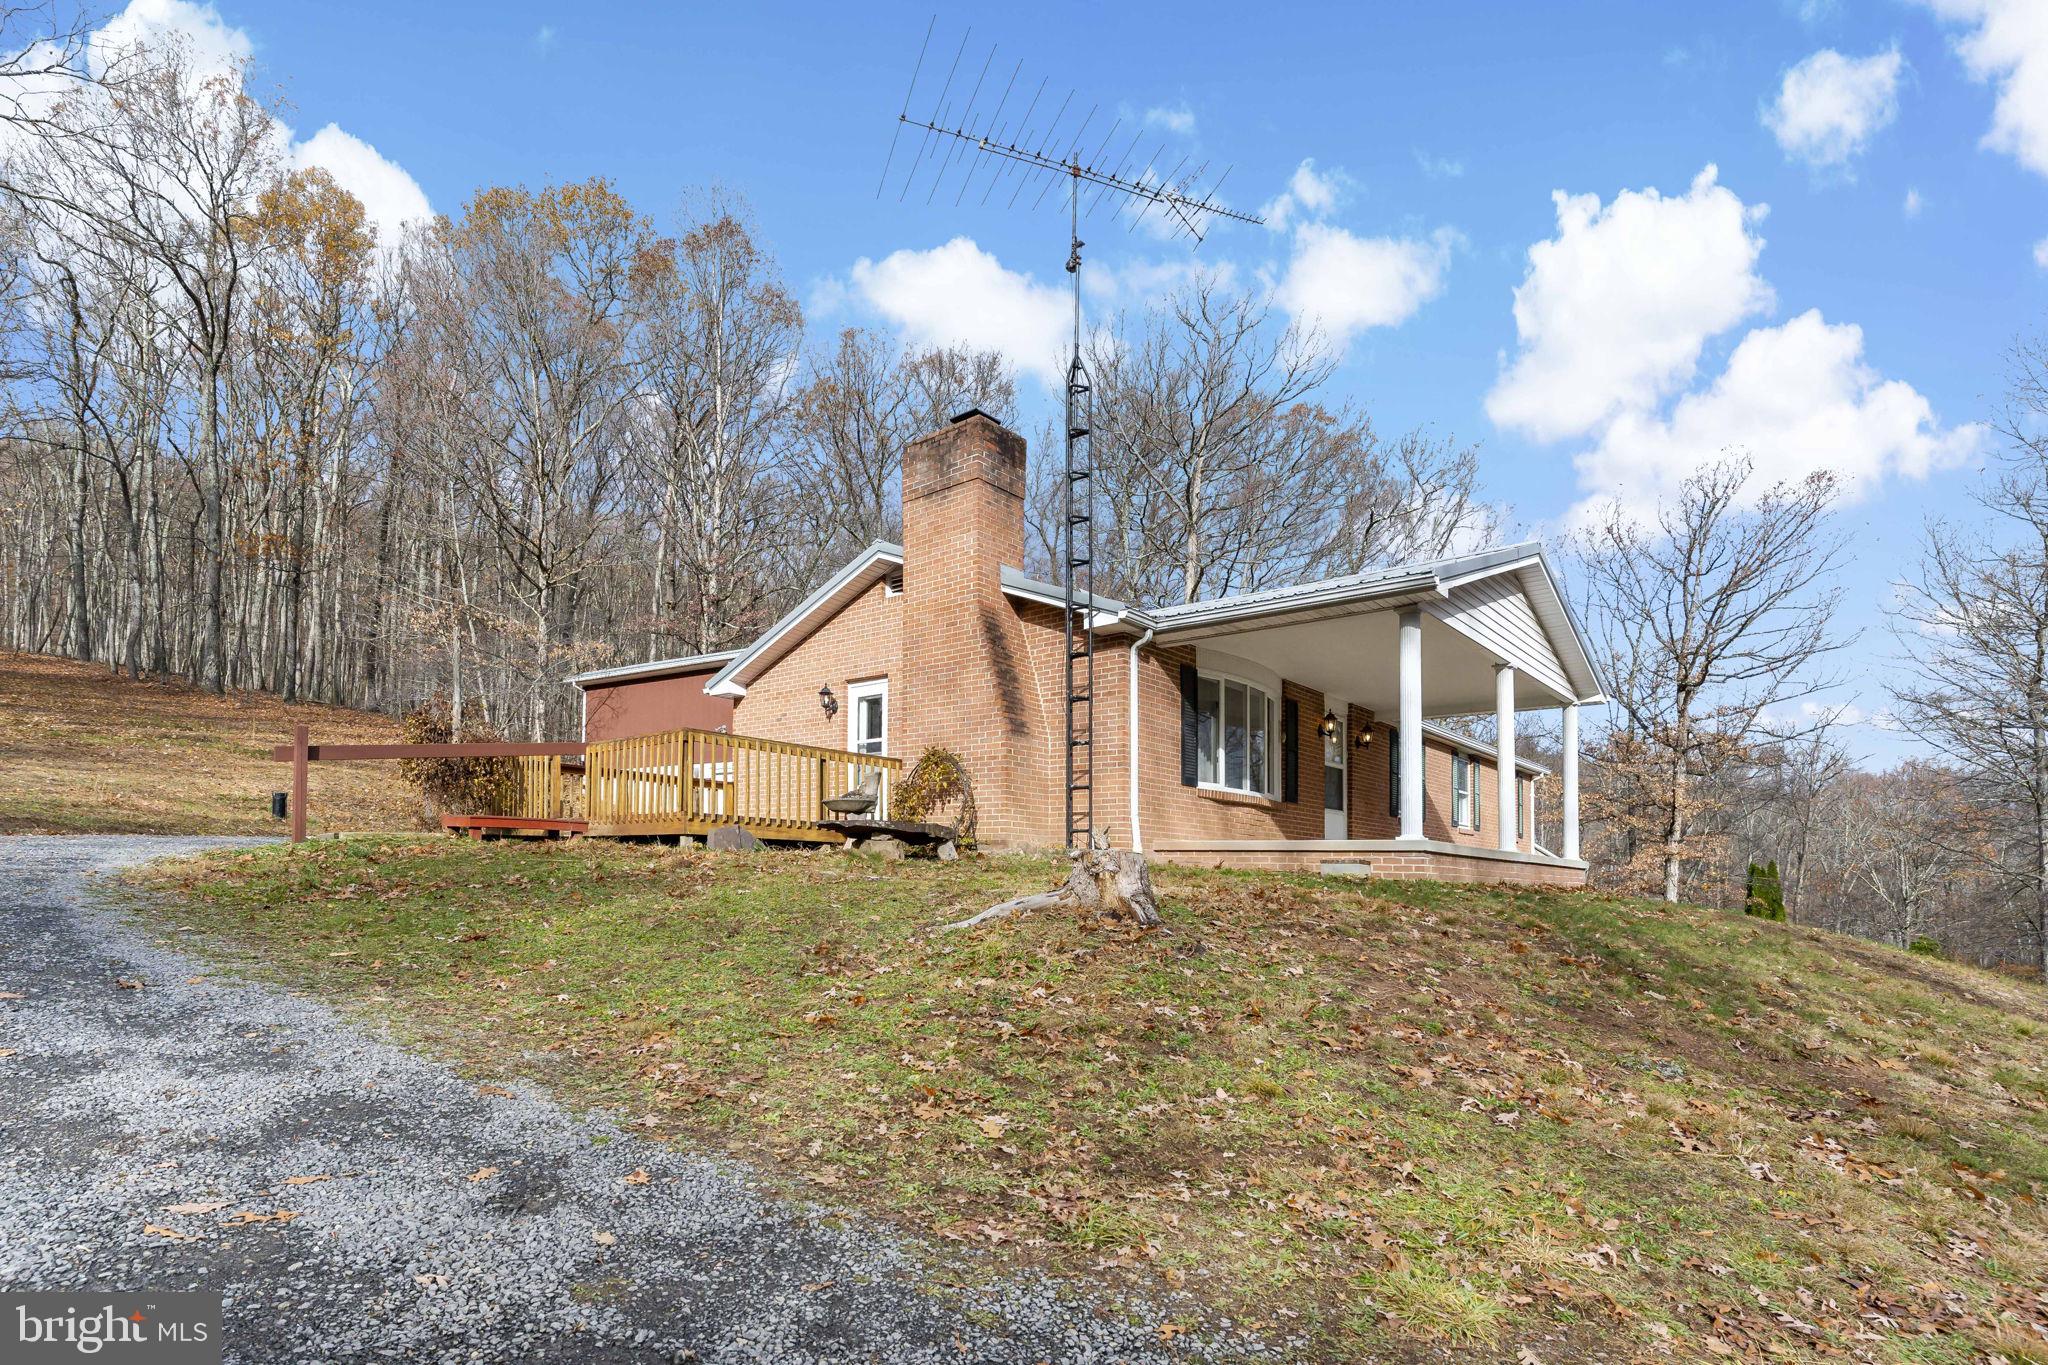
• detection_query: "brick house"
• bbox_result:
[574,410,1605,885]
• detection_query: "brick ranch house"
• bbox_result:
[569,410,1605,885]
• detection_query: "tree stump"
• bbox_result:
[940,840,1161,932]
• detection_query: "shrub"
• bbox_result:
[395,696,521,817]
[893,745,977,844]
[1744,861,1787,921]
[1908,935,1944,958]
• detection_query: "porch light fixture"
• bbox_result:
[818,683,838,718]
[1354,726,1372,748]
[1319,709,1340,739]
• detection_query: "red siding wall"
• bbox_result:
[581,670,734,742]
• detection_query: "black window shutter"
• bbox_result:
[1281,696,1299,803]
[1387,726,1400,817]
[1179,664,1200,786]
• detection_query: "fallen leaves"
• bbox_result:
[467,1166,500,1183]
[219,1209,298,1227]
[142,1223,199,1241]
[621,1168,650,1186]
[974,1114,1009,1139]
[281,1174,329,1187]
[163,1200,228,1215]
[592,1230,617,1247]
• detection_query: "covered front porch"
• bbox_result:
[1129,546,1599,885]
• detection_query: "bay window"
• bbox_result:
[1195,671,1278,797]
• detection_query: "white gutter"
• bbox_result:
[1128,626,1155,852]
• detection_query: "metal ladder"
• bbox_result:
[1062,347,1094,850]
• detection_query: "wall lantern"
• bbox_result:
[818,683,838,718]
[1319,710,1340,739]
[1354,726,1373,748]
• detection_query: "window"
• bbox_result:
[1451,752,1478,830]
[1193,671,1279,797]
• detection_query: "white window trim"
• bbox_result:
[846,677,887,756]
[1193,667,1281,800]
[1451,751,1480,831]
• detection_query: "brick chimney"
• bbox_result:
[901,408,1025,582]
[897,409,1043,844]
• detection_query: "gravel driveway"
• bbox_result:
[0,837,1282,1365]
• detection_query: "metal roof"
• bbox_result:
[566,649,744,688]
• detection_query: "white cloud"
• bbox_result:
[1260,158,1343,232]
[1903,186,1925,217]
[1143,102,1194,135]
[534,24,556,54]
[1274,223,1454,348]
[1491,166,1981,522]
[1763,48,1903,168]
[20,1,436,250]
[2036,234,2048,268]
[1487,166,1772,443]
[290,124,432,250]
[1571,309,1985,521]
[1414,149,1465,179]
[847,237,1070,383]
[1917,0,2048,178]
[93,0,250,80]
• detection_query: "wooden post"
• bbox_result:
[290,722,309,844]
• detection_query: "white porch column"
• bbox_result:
[1398,609,1424,840]
[1561,701,1581,861]
[1494,664,1517,851]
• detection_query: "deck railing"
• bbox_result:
[506,755,579,821]
[582,728,900,840]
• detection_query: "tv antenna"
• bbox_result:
[879,19,1264,849]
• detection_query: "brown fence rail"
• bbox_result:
[584,729,900,841]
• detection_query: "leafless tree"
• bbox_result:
[786,329,1014,566]
[3,38,279,690]
[1037,275,1499,608]
[1892,339,2048,977]
[633,191,800,656]
[397,181,645,736]
[1576,458,1849,902]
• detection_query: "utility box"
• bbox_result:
[270,791,288,821]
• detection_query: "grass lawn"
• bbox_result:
[0,650,421,835]
[129,838,2048,1363]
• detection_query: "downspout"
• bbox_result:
[1128,625,1156,852]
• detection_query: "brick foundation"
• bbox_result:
[1149,841,1588,886]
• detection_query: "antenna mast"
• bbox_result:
[881,22,1263,849]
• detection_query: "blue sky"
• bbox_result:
[115,0,2048,765]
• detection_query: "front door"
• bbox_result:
[1323,702,1348,839]
[847,679,887,755]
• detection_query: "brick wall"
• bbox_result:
[731,580,902,749]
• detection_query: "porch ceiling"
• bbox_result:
[1181,609,1577,717]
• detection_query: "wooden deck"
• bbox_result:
[583,729,901,842]
[440,813,588,840]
